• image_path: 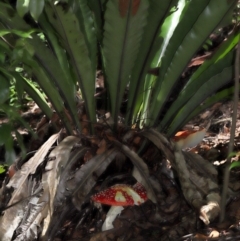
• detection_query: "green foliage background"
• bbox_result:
[0,0,238,163]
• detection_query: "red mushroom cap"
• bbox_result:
[91,183,147,206]
[172,122,211,149]
[172,128,207,149]
[132,182,147,204]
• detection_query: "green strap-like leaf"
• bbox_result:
[39,12,73,85]
[0,73,9,104]
[103,0,149,128]
[29,0,45,21]
[16,0,30,18]
[14,74,53,119]
[160,31,240,131]
[148,0,237,127]
[35,18,79,129]
[134,2,189,127]
[0,29,38,38]
[0,2,79,133]
[126,0,177,124]
[0,38,11,54]
[88,0,104,41]
[166,65,235,136]
[1,3,78,132]
[45,3,96,132]
[0,2,76,127]
[138,73,154,128]
[184,85,237,125]
[230,161,240,170]
[74,0,97,73]
[12,43,73,133]
[27,36,81,131]
[150,0,189,69]
[0,2,31,31]
[135,0,188,127]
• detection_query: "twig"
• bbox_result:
[220,36,240,222]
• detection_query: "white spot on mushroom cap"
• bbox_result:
[115,191,126,202]
[125,187,144,205]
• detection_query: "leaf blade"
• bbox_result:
[148,0,237,127]
[29,0,45,21]
[16,0,30,18]
[46,3,96,131]
[103,0,149,127]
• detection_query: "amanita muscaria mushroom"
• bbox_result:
[91,182,147,231]
[172,128,206,150]
[172,122,211,150]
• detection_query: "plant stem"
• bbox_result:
[220,37,240,222]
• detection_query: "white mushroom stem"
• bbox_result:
[102,206,124,231]
[91,183,148,231]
